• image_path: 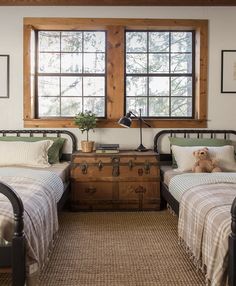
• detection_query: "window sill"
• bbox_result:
[24,118,207,129]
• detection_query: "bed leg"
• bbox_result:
[229,197,236,286]
[12,236,26,286]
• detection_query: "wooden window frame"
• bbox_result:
[24,18,208,128]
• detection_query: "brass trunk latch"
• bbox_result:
[144,160,150,174]
[80,162,88,174]
[98,160,103,171]
[128,160,133,170]
[112,157,120,177]
[138,168,143,176]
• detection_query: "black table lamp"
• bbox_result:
[118,109,151,152]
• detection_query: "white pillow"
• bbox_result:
[0,140,53,168]
[171,145,236,172]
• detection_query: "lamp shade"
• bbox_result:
[118,109,150,152]
[118,114,132,128]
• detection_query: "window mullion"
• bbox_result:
[59,31,62,117]
[147,31,149,117]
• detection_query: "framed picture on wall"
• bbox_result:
[0,55,9,98]
[221,50,236,93]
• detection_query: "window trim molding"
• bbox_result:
[2,0,236,6]
[23,17,208,128]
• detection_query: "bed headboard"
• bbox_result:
[154,129,236,161]
[0,129,77,160]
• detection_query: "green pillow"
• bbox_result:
[168,137,232,168]
[0,136,66,164]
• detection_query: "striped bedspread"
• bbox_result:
[0,167,64,280]
[169,172,236,202]
[172,173,236,286]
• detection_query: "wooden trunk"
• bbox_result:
[70,150,160,211]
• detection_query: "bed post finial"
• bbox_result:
[229,197,236,286]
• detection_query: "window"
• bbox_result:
[24,18,208,128]
[125,31,194,118]
[36,31,106,117]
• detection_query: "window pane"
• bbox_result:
[171,97,192,117]
[149,54,169,73]
[84,32,105,52]
[37,30,106,118]
[39,53,60,73]
[171,32,192,52]
[61,77,82,97]
[39,31,60,52]
[83,77,105,97]
[61,97,82,116]
[61,32,82,52]
[171,54,192,73]
[126,98,147,116]
[171,77,192,97]
[61,53,82,73]
[126,32,147,52]
[149,77,169,97]
[38,97,60,117]
[149,97,169,116]
[84,97,105,116]
[125,29,194,118]
[126,76,147,97]
[84,53,105,73]
[149,32,169,52]
[38,76,60,96]
[126,54,147,74]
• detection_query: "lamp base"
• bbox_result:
[135,144,149,152]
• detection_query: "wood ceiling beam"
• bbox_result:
[0,0,236,6]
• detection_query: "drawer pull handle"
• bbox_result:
[135,186,146,194]
[85,187,97,194]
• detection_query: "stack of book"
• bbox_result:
[96,144,119,154]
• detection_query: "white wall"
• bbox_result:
[0,6,236,150]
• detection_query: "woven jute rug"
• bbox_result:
[0,211,205,286]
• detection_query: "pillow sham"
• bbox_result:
[0,136,66,164]
[171,145,236,172]
[0,140,53,168]
[169,137,232,168]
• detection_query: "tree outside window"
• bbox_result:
[36,30,106,118]
[125,31,194,118]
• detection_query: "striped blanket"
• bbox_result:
[0,167,64,282]
[173,173,236,286]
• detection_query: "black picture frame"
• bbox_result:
[0,55,9,98]
[221,50,236,93]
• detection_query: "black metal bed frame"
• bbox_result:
[0,129,77,286]
[153,129,236,286]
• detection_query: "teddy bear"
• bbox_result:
[192,147,222,173]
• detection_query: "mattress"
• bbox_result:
[45,162,70,183]
[13,161,70,183]
[162,165,236,203]
[160,165,190,188]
